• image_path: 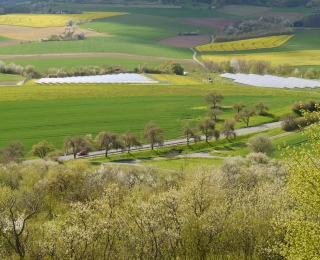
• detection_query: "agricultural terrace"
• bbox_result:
[0,82,319,151]
[201,50,320,67]
[0,12,127,27]
[196,35,293,52]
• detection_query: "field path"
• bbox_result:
[190,47,205,68]
[0,53,197,64]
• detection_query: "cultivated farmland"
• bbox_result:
[0,12,127,27]
[196,35,293,52]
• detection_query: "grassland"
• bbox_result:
[0,12,127,27]
[0,73,25,82]
[0,82,319,151]
[196,35,293,52]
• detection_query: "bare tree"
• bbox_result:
[183,123,201,145]
[142,122,164,150]
[234,108,255,127]
[63,135,92,159]
[120,130,141,153]
[254,102,270,115]
[220,120,236,140]
[197,118,216,142]
[96,132,123,157]
[204,92,224,109]
[207,109,223,121]
[233,102,246,114]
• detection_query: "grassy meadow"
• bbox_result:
[0,82,319,151]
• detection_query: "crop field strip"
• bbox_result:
[201,50,320,67]
[0,12,127,27]
[196,35,293,52]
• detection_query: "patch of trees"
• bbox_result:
[204,58,320,80]
[301,13,320,27]
[0,60,42,78]
[216,16,292,42]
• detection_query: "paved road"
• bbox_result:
[60,121,282,161]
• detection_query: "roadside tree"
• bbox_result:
[29,140,55,158]
[63,135,92,159]
[207,109,223,121]
[96,132,123,157]
[205,92,224,109]
[220,120,236,140]
[234,108,255,127]
[142,122,164,150]
[183,124,200,144]
[197,118,216,142]
[120,130,141,153]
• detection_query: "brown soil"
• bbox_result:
[0,41,23,46]
[179,18,237,30]
[0,81,17,85]
[157,34,211,48]
[250,12,305,22]
[0,25,106,41]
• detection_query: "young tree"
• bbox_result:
[207,109,223,121]
[247,133,274,154]
[29,140,55,158]
[234,108,255,127]
[63,135,92,159]
[254,101,270,115]
[96,132,123,157]
[232,102,246,114]
[220,120,236,140]
[120,130,141,153]
[142,122,164,150]
[204,92,224,109]
[0,141,24,163]
[197,118,216,142]
[183,123,200,145]
[281,113,297,130]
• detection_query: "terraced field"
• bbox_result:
[196,35,293,52]
[0,12,127,27]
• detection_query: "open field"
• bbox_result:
[0,12,127,27]
[217,5,271,16]
[178,18,238,30]
[0,24,105,42]
[202,50,320,67]
[157,34,211,48]
[196,35,293,52]
[0,82,319,151]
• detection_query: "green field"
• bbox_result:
[0,73,25,82]
[0,83,319,151]
[0,57,166,72]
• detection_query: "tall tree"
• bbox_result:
[220,120,236,140]
[142,122,164,150]
[0,141,24,163]
[198,118,216,142]
[207,109,223,121]
[63,135,91,159]
[96,132,123,157]
[205,92,224,109]
[120,130,141,153]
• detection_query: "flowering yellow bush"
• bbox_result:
[0,12,127,27]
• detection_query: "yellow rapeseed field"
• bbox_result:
[201,50,320,66]
[196,35,293,52]
[150,74,202,85]
[0,12,127,27]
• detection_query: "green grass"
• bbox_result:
[0,57,164,72]
[0,73,25,82]
[0,35,13,42]
[0,36,192,58]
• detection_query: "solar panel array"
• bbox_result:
[220,73,320,89]
[36,73,158,84]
